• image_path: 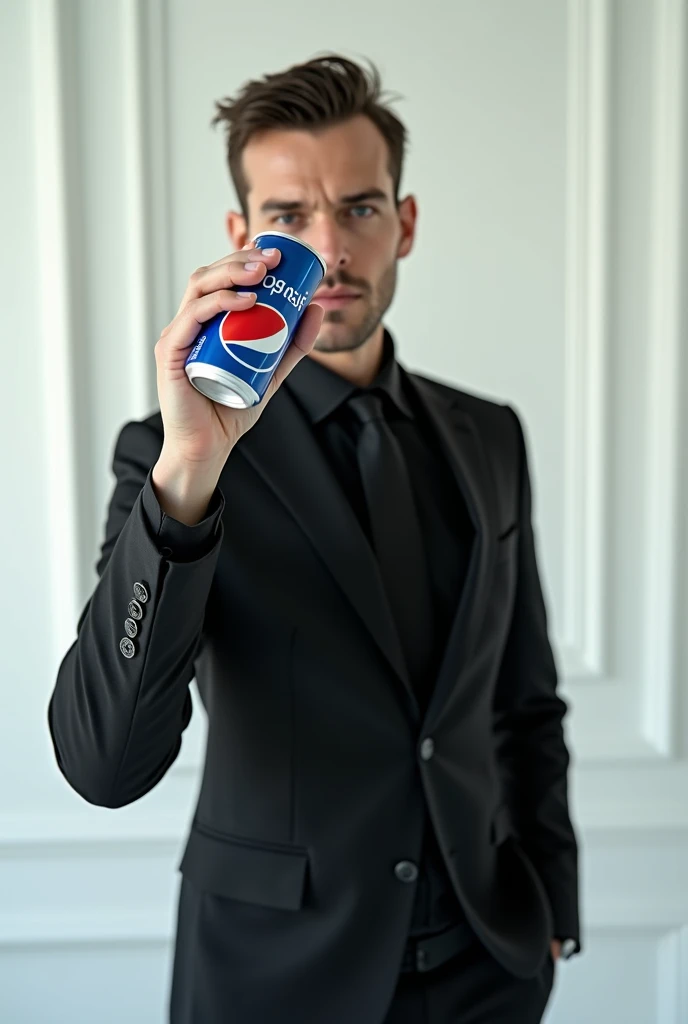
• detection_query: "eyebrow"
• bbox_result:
[259,188,389,214]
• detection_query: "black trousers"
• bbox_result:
[382,935,557,1024]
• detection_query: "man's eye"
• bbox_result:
[349,205,375,218]
[274,213,298,226]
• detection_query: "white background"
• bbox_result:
[1,0,687,1021]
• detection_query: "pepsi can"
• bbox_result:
[184,231,327,408]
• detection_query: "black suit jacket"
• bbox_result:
[48,366,581,1024]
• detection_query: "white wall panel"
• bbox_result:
[1,942,172,1024]
[1,0,686,1021]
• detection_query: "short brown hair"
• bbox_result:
[211,54,407,219]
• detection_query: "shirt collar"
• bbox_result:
[286,328,414,425]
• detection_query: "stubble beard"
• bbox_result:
[313,262,397,354]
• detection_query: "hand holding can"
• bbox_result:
[154,243,324,470]
[184,232,327,409]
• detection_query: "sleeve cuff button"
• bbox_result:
[119,637,136,659]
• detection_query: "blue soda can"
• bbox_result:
[184,231,327,408]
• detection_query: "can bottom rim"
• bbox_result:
[185,362,260,409]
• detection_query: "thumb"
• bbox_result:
[270,303,324,391]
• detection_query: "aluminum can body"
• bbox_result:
[184,232,326,408]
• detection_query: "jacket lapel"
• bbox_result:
[404,375,500,731]
[231,384,418,719]
[229,371,500,732]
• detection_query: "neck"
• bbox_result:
[306,324,385,388]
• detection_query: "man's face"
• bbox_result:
[227,115,416,354]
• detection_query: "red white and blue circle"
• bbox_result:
[219,303,289,373]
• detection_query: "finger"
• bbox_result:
[177,249,282,314]
[269,303,324,392]
[204,245,282,272]
[160,290,257,356]
[181,260,270,306]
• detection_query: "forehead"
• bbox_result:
[241,115,394,202]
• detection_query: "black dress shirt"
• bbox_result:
[285,329,476,938]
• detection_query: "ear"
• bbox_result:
[396,194,417,260]
[226,210,249,251]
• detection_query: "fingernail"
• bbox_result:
[260,248,276,256]
[244,262,260,270]
[237,291,256,299]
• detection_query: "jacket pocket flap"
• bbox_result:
[179,822,309,911]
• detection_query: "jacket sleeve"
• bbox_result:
[47,418,225,808]
[492,404,582,954]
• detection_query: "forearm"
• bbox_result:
[152,447,227,526]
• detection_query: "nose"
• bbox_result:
[304,215,349,276]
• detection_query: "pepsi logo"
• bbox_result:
[219,303,289,372]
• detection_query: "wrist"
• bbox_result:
[151,450,226,526]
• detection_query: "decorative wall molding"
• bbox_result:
[31,0,81,665]
[0,913,173,948]
[122,0,154,415]
[641,0,686,758]
[561,0,611,686]
[562,0,687,766]
[122,0,175,414]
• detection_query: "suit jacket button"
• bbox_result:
[127,599,143,621]
[119,637,136,659]
[394,861,418,883]
[420,737,435,760]
[133,582,149,603]
[124,617,138,639]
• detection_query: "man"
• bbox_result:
[48,54,581,1024]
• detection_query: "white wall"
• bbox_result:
[1,0,687,1021]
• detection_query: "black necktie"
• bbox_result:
[348,392,435,705]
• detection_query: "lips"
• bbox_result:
[315,291,362,308]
